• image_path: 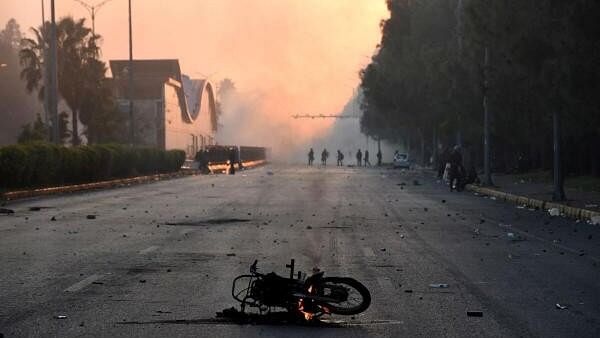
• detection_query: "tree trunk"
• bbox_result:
[418,128,425,166]
[553,110,566,201]
[432,126,438,168]
[72,109,80,145]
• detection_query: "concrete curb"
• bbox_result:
[1,160,268,202]
[465,184,600,222]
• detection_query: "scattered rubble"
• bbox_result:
[548,208,560,217]
[429,284,449,288]
[86,215,97,220]
[466,311,483,317]
[507,232,525,241]
[555,303,568,310]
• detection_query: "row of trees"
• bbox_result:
[0,17,125,146]
[18,16,125,145]
[360,0,600,178]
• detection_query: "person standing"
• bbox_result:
[228,147,237,175]
[364,150,371,167]
[448,146,464,191]
[321,148,329,166]
[356,149,362,167]
[337,150,344,166]
[376,150,382,166]
[308,148,314,166]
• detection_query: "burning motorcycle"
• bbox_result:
[228,259,371,321]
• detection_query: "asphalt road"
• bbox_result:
[1,165,599,338]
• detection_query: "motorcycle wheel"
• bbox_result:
[317,277,371,315]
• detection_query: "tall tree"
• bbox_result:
[19,17,103,145]
[0,19,38,145]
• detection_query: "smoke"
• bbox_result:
[217,88,402,163]
[216,88,310,161]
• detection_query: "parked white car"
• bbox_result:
[393,152,410,169]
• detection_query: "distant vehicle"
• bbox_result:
[393,152,410,169]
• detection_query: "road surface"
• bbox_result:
[1,165,599,337]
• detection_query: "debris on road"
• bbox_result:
[466,311,483,317]
[412,180,421,186]
[0,208,15,215]
[55,315,68,319]
[507,232,525,241]
[50,216,56,221]
[139,279,146,283]
[404,289,413,293]
[306,226,312,229]
[548,208,560,217]
[86,215,97,220]
[555,303,568,310]
[429,284,449,288]
[266,171,274,176]
[227,253,236,257]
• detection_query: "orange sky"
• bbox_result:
[1,0,388,142]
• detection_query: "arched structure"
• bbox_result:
[109,59,218,158]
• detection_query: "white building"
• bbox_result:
[110,59,217,158]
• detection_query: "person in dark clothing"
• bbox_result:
[377,150,382,166]
[195,149,210,174]
[448,146,464,191]
[364,150,371,167]
[321,149,329,166]
[438,147,450,179]
[337,150,344,166]
[464,165,480,186]
[228,147,237,175]
[356,149,362,167]
[308,148,314,166]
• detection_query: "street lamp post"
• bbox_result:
[48,0,59,144]
[128,0,134,145]
[73,0,114,36]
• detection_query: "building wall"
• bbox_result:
[163,82,215,158]
[130,99,163,148]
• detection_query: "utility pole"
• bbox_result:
[41,0,50,133]
[128,0,135,145]
[553,110,566,201]
[74,0,114,36]
[48,0,59,144]
[483,47,493,186]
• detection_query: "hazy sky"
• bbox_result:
[1,0,388,142]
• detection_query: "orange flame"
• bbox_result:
[298,286,315,320]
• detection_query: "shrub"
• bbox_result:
[0,143,186,190]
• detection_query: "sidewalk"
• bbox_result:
[466,173,600,222]
[491,174,600,211]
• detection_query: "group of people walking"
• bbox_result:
[308,148,382,167]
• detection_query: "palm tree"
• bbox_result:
[19,17,101,145]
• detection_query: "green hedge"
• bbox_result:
[0,143,186,190]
